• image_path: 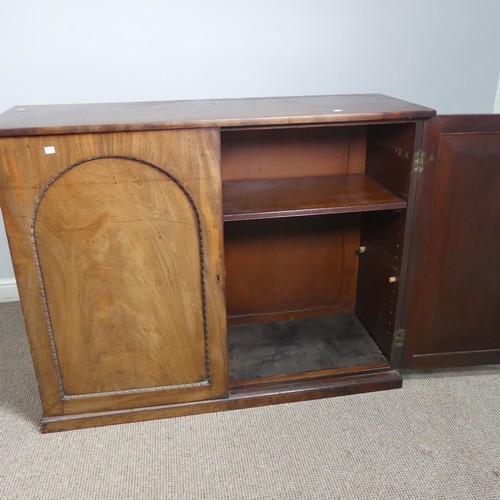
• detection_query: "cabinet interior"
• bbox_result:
[221,122,416,388]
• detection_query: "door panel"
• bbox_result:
[35,157,206,395]
[0,129,228,414]
[404,116,500,368]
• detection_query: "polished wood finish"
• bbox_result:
[221,115,405,223]
[224,215,359,321]
[404,115,500,368]
[0,94,435,137]
[356,212,406,358]
[230,363,389,390]
[355,123,421,361]
[364,123,416,200]
[223,175,406,221]
[2,94,498,433]
[221,126,354,181]
[35,157,206,395]
[40,370,403,432]
[0,129,228,415]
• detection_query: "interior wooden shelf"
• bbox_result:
[222,174,407,221]
[228,314,389,385]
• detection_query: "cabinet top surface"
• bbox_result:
[0,94,435,137]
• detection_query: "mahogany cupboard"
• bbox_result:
[0,95,498,432]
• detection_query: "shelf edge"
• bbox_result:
[223,201,407,221]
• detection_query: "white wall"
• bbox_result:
[1,0,499,297]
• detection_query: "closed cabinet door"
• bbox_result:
[403,116,500,368]
[0,129,227,415]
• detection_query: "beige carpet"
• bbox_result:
[1,301,499,500]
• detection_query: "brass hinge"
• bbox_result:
[393,328,406,348]
[413,149,425,175]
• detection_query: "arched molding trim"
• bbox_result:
[30,156,210,400]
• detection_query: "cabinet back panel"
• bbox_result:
[221,127,365,181]
[225,215,359,322]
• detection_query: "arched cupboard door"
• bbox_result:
[0,129,227,415]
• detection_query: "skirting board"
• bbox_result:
[0,279,19,302]
[495,70,500,113]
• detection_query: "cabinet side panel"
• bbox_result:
[356,123,417,359]
[364,123,415,199]
[355,212,405,357]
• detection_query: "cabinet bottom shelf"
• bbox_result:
[228,313,389,387]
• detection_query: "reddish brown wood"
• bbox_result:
[223,175,407,221]
[410,350,500,369]
[224,216,359,319]
[403,115,500,369]
[355,122,420,361]
[0,94,435,137]
[7,95,499,434]
[355,212,406,358]
[0,130,229,415]
[41,370,402,432]
[388,119,426,367]
[347,127,367,174]
[221,126,353,181]
[230,363,389,390]
[364,123,416,199]
[226,305,353,326]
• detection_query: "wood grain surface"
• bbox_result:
[224,215,359,321]
[404,115,500,368]
[221,126,352,181]
[0,129,228,415]
[0,94,435,137]
[40,370,403,432]
[222,175,407,221]
[35,157,206,395]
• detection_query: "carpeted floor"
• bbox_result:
[1,301,499,500]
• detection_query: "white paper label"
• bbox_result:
[44,146,56,155]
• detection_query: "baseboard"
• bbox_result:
[0,279,19,302]
[495,71,500,113]
[41,370,402,432]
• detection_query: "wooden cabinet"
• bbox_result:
[0,95,498,432]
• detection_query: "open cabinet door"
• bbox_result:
[403,115,500,368]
